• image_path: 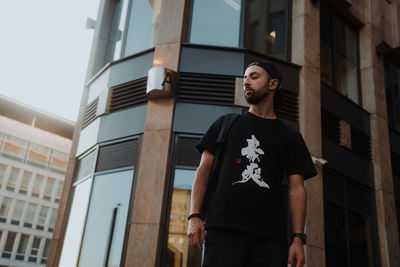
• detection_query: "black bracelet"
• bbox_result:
[188,213,202,221]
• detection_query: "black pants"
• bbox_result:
[203,228,288,267]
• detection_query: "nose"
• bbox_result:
[243,76,250,88]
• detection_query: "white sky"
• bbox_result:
[0,0,100,122]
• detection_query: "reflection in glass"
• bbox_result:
[59,178,93,267]
[190,0,241,47]
[124,0,153,57]
[166,169,202,267]
[20,171,32,194]
[32,174,44,198]
[3,232,16,258]
[0,197,12,222]
[27,143,50,168]
[50,150,69,173]
[245,0,288,60]
[16,234,29,260]
[2,134,27,161]
[11,200,24,225]
[0,163,7,188]
[78,169,134,267]
[24,203,38,228]
[7,167,19,192]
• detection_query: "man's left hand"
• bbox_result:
[287,238,305,267]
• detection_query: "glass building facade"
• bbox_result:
[50,0,400,266]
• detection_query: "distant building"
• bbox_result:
[0,94,74,267]
[49,0,400,266]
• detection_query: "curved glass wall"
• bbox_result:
[189,0,290,60]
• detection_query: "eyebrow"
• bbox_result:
[243,71,259,78]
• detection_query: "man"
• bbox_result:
[187,61,317,267]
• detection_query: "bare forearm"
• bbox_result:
[190,164,211,214]
[289,185,307,233]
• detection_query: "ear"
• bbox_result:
[269,79,279,91]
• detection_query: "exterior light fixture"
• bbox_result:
[146,66,177,98]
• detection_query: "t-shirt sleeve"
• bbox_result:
[286,132,318,180]
[196,116,224,155]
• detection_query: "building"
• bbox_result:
[0,95,74,266]
[48,0,400,266]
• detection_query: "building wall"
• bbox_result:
[49,0,400,266]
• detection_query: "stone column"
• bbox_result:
[124,0,186,266]
[291,1,326,266]
[360,0,400,266]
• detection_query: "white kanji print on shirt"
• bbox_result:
[232,135,270,189]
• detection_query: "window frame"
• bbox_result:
[320,2,362,105]
[187,0,292,61]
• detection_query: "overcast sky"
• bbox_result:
[0,0,100,122]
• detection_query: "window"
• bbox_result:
[16,234,29,261]
[27,143,50,168]
[190,0,241,47]
[320,3,361,104]
[37,206,49,230]
[55,181,64,203]
[0,197,12,223]
[49,208,58,232]
[11,200,24,226]
[244,0,289,60]
[20,171,32,194]
[2,232,16,258]
[50,150,69,173]
[24,203,38,228]
[105,0,153,63]
[0,163,6,189]
[32,174,44,198]
[78,169,134,267]
[6,167,20,192]
[44,177,55,201]
[29,237,41,263]
[41,239,51,264]
[2,134,27,161]
[384,59,400,131]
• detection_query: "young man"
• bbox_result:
[187,61,317,267]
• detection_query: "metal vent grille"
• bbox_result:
[176,136,201,167]
[109,77,147,113]
[321,108,340,144]
[82,97,98,129]
[96,139,138,172]
[276,89,298,122]
[351,127,371,160]
[178,72,235,105]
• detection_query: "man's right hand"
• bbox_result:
[187,217,205,250]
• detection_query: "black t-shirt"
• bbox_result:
[196,112,317,242]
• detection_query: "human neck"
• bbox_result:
[248,99,277,119]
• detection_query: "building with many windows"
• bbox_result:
[0,95,73,266]
[49,0,400,266]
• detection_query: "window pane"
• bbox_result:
[0,163,6,187]
[335,17,357,64]
[4,232,16,251]
[25,203,38,227]
[27,143,50,168]
[44,178,55,200]
[335,53,359,103]
[49,208,58,231]
[56,181,64,202]
[7,167,20,192]
[124,0,153,56]
[348,211,375,267]
[2,134,27,160]
[32,174,44,197]
[190,0,241,47]
[78,169,134,267]
[37,206,49,228]
[11,200,24,225]
[0,197,12,222]
[50,151,69,173]
[20,171,32,194]
[321,41,333,87]
[59,178,93,267]
[245,0,288,60]
[41,239,51,264]
[17,234,29,260]
[105,0,130,62]
[325,201,348,267]
[166,169,201,266]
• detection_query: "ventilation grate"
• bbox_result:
[351,127,371,160]
[178,73,235,105]
[176,137,201,167]
[96,139,138,172]
[82,97,99,129]
[109,77,147,113]
[276,89,298,122]
[321,108,340,144]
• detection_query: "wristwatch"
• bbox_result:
[291,233,307,244]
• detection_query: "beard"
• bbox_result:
[244,84,271,105]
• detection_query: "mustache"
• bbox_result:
[245,86,254,91]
